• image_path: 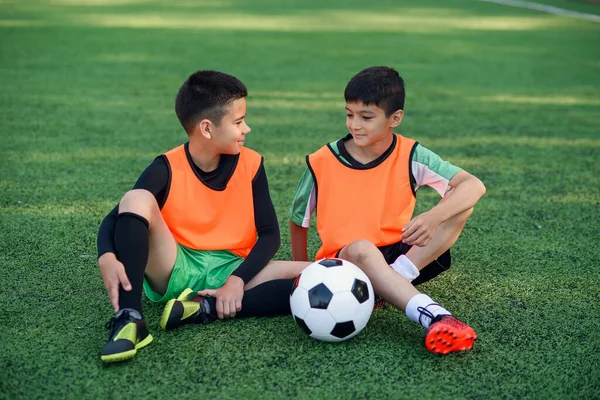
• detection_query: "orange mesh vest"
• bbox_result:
[161,145,262,258]
[308,134,417,259]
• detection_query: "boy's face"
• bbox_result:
[210,97,251,154]
[345,101,403,147]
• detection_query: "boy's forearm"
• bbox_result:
[432,176,486,222]
[289,220,309,261]
[232,228,280,284]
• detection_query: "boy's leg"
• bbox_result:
[237,279,296,317]
[161,278,298,331]
[245,260,310,290]
[409,249,450,286]
[339,240,420,310]
[102,189,177,363]
[406,189,473,270]
[116,189,179,302]
[235,261,311,317]
[339,239,476,354]
[161,260,310,330]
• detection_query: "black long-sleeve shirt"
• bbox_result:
[97,145,280,284]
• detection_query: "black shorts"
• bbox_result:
[336,241,451,286]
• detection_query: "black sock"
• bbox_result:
[236,279,295,318]
[412,250,451,286]
[114,212,149,314]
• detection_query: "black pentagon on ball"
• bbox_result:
[290,273,302,296]
[317,258,344,268]
[351,279,370,304]
[308,283,333,309]
[331,321,356,338]
[294,316,312,335]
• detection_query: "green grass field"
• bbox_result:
[1,0,599,398]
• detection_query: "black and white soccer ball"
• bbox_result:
[290,258,375,342]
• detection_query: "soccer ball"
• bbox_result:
[290,258,375,342]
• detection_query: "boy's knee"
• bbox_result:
[119,189,158,218]
[341,239,378,264]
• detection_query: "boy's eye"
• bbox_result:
[363,116,372,120]
[346,114,353,118]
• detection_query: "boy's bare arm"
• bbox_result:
[432,170,486,221]
[290,220,309,261]
[401,170,486,246]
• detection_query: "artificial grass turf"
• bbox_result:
[1,0,599,398]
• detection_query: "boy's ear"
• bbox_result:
[197,119,213,139]
[389,110,404,128]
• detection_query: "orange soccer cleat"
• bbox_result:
[425,315,477,355]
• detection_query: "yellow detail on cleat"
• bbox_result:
[113,323,136,342]
[101,334,153,363]
[160,289,197,330]
[136,333,153,349]
[101,349,137,363]
[160,300,176,330]
[177,288,195,301]
[181,301,200,319]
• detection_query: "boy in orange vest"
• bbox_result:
[289,66,486,355]
[97,70,307,363]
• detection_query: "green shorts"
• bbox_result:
[143,245,244,303]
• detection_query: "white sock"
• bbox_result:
[405,294,451,328]
[390,255,420,282]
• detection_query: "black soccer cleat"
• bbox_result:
[101,309,153,363]
[160,288,217,331]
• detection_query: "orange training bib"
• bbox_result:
[161,145,261,258]
[308,134,417,259]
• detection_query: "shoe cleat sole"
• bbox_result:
[101,334,153,363]
[425,322,477,355]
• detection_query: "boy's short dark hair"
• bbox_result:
[175,70,248,132]
[344,66,405,116]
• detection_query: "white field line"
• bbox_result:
[479,0,600,23]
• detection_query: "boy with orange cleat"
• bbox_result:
[289,67,486,354]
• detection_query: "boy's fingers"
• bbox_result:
[401,226,416,239]
[401,220,414,234]
[236,299,242,312]
[228,301,235,318]
[117,267,132,291]
[109,282,119,312]
[404,230,423,245]
[223,301,232,319]
[197,289,217,297]
[402,229,418,243]
[411,233,424,245]
[216,299,224,320]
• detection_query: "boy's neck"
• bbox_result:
[188,139,221,173]
[346,131,394,164]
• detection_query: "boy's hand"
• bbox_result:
[401,210,442,247]
[197,276,244,320]
[98,252,131,312]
